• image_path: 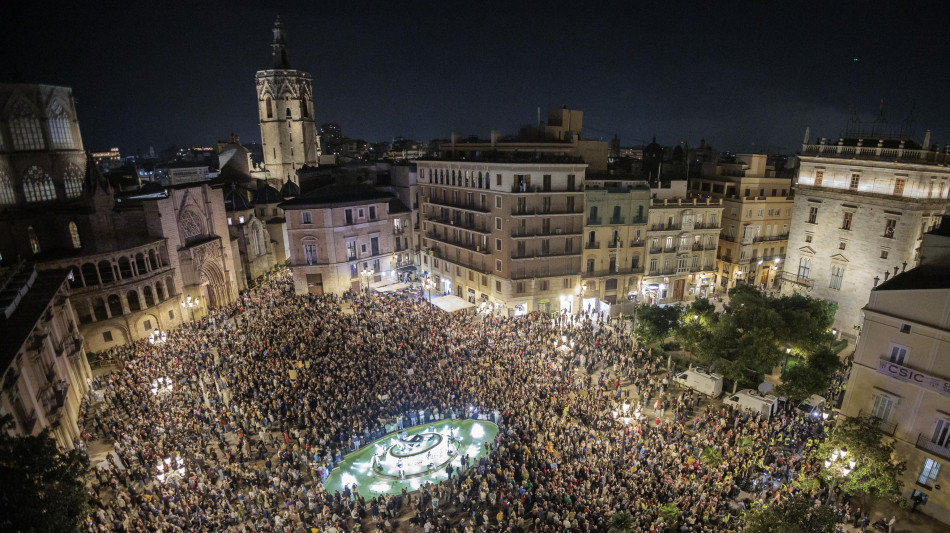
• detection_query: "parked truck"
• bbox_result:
[723,389,779,420]
[673,367,724,398]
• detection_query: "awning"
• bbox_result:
[397,265,418,272]
[429,295,475,313]
[376,282,409,293]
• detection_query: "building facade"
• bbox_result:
[782,133,950,335]
[1,265,92,450]
[689,154,794,290]
[256,17,321,186]
[581,178,650,312]
[416,159,586,316]
[282,186,406,295]
[641,197,723,303]
[838,223,950,524]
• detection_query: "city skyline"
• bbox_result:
[2,1,948,155]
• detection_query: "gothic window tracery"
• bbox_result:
[64,163,83,198]
[10,100,45,151]
[69,221,81,249]
[23,166,56,202]
[0,170,15,205]
[48,100,73,148]
[179,210,203,242]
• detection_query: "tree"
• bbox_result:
[659,503,680,527]
[742,493,841,533]
[607,511,634,533]
[777,346,843,403]
[0,416,90,532]
[634,304,682,345]
[816,415,906,507]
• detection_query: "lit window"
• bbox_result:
[814,170,823,186]
[48,101,73,148]
[797,258,811,279]
[829,265,844,290]
[918,458,941,487]
[22,166,56,202]
[69,221,81,249]
[64,164,83,198]
[302,211,312,224]
[10,101,45,151]
[238,216,245,224]
[0,170,15,205]
[28,226,40,254]
[227,217,232,225]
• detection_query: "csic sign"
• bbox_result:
[877,359,950,398]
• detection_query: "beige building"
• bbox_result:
[580,177,651,312]
[0,265,92,450]
[416,159,586,316]
[689,154,794,290]
[838,221,950,524]
[256,16,321,186]
[641,194,723,303]
[782,132,950,336]
[281,185,410,295]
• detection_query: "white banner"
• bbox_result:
[877,359,950,397]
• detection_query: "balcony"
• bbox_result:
[586,217,603,225]
[608,240,623,249]
[582,267,644,278]
[585,241,601,250]
[512,208,583,217]
[609,216,625,224]
[780,272,813,288]
[753,233,789,243]
[916,434,950,461]
[511,229,582,238]
[650,223,681,231]
[426,217,491,234]
[857,410,897,436]
[693,223,720,230]
[630,240,644,247]
[425,232,491,255]
[649,247,663,254]
[427,197,492,213]
[393,227,405,235]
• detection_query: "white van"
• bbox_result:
[797,394,826,418]
[723,389,779,420]
[673,367,723,398]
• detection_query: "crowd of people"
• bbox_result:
[78,268,850,532]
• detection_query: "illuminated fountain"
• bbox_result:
[370,424,460,479]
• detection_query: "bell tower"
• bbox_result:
[255,16,321,186]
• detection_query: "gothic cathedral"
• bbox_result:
[255,17,321,187]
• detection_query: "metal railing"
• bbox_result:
[916,434,950,461]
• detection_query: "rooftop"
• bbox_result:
[874,264,950,292]
[0,266,68,373]
[279,185,395,209]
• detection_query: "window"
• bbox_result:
[495,217,502,230]
[797,258,811,279]
[22,166,56,202]
[814,170,823,186]
[807,206,818,224]
[829,265,844,290]
[345,209,354,225]
[894,178,905,196]
[849,174,860,191]
[0,171,16,205]
[304,243,317,265]
[649,258,657,271]
[870,393,896,421]
[103,331,113,342]
[69,221,81,249]
[540,279,549,290]
[900,323,912,334]
[350,264,358,278]
[369,206,377,220]
[143,319,152,331]
[496,280,502,291]
[931,419,950,448]
[563,278,570,289]
[358,208,365,219]
[880,250,888,259]
[360,244,367,254]
[10,103,45,150]
[842,212,852,230]
[839,242,846,250]
[805,234,813,243]
[64,164,83,198]
[586,259,595,273]
[884,219,896,238]
[495,259,502,272]
[48,101,73,148]
[918,458,941,487]
[238,216,245,224]
[495,238,502,252]
[887,344,908,365]
[495,196,502,209]
[496,174,502,186]
[302,211,312,224]
[28,226,40,254]
[265,96,274,118]
[168,310,174,319]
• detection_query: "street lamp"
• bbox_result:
[824,448,857,505]
[148,328,167,345]
[360,267,374,293]
[181,296,200,321]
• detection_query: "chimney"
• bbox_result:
[923,129,932,149]
[490,130,501,146]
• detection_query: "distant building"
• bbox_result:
[782,127,950,336]
[838,218,950,525]
[690,154,794,290]
[91,147,122,171]
[0,264,92,450]
[256,16,321,186]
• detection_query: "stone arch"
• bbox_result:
[199,261,228,309]
[142,285,155,307]
[127,290,141,311]
[81,262,98,286]
[135,252,147,274]
[155,280,165,302]
[118,256,133,279]
[107,294,122,317]
[148,249,158,270]
[91,297,107,321]
[98,260,114,283]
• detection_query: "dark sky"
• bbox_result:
[3,1,948,155]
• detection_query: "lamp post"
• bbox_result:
[360,267,374,293]
[148,328,167,346]
[824,448,857,505]
[423,275,435,302]
[783,347,792,370]
[181,295,200,322]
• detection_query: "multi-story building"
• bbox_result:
[580,177,650,312]
[0,264,92,450]
[782,130,950,335]
[689,154,794,290]
[641,182,723,303]
[838,220,950,524]
[256,16,321,186]
[416,159,586,316]
[281,185,408,295]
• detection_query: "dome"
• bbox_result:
[280,179,300,199]
[224,188,253,212]
[253,183,283,204]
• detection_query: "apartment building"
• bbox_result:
[689,154,794,290]
[416,159,586,316]
[838,222,950,524]
[782,131,950,335]
[580,177,651,312]
[281,185,410,295]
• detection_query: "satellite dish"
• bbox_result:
[757,382,773,395]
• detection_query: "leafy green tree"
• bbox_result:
[700,447,722,466]
[777,346,843,403]
[607,510,634,533]
[659,503,680,525]
[816,415,906,506]
[742,494,841,533]
[0,415,90,532]
[634,304,682,345]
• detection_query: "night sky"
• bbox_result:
[3,1,948,156]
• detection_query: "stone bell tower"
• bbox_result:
[255,16,321,186]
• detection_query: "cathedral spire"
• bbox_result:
[271,15,290,69]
